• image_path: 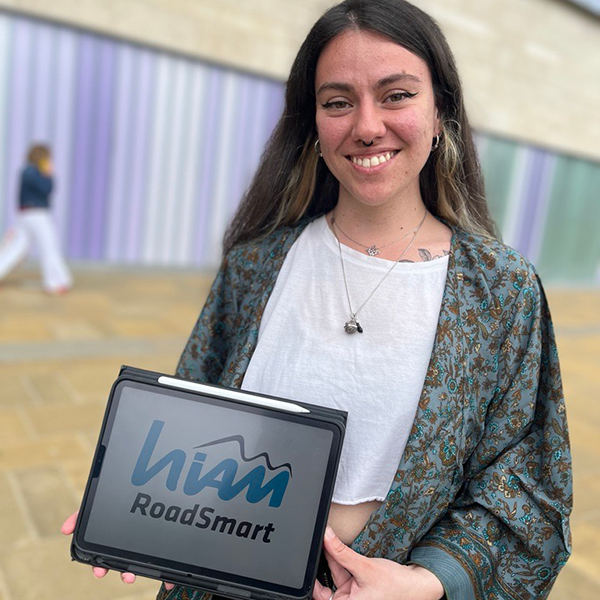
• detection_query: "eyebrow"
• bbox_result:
[316,72,422,95]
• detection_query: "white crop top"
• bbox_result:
[241,216,448,504]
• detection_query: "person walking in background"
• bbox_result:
[0,143,72,294]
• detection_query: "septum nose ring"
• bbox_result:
[362,140,374,147]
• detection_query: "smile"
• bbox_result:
[348,151,398,169]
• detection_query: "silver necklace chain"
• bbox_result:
[332,216,416,256]
[332,210,427,334]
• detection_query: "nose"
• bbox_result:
[352,101,386,145]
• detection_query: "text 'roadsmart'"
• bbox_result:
[127,420,293,544]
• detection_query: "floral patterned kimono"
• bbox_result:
[157,218,571,600]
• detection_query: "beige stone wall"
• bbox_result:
[1,0,598,160]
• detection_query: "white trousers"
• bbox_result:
[0,209,73,291]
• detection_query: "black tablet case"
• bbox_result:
[71,366,346,600]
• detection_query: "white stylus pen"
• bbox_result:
[157,376,311,414]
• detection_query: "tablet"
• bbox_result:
[71,366,346,600]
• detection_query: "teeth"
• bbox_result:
[351,151,396,168]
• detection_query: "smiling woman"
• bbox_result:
[167,2,570,598]
[63,1,572,599]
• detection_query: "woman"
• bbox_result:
[64,1,571,598]
[0,144,72,294]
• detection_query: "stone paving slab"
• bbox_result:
[15,466,79,538]
[0,434,91,472]
[0,473,30,552]
[0,538,159,600]
[0,269,597,599]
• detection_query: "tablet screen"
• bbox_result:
[82,381,335,590]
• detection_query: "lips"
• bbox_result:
[348,150,398,168]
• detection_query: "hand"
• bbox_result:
[39,157,53,176]
[61,512,175,590]
[312,527,444,600]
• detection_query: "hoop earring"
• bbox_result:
[431,135,440,151]
[314,139,322,157]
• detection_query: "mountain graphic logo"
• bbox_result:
[194,435,293,477]
[131,420,292,507]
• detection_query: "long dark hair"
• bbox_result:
[224,0,497,254]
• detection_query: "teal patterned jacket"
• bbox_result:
[157,218,572,600]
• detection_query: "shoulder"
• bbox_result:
[451,227,543,315]
[22,165,50,183]
[221,218,313,281]
[21,165,37,179]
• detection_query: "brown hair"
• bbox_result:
[224,0,498,254]
[27,144,51,168]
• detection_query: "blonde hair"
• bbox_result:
[27,144,51,169]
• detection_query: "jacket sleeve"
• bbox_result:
[410,273,572,600]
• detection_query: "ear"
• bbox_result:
[433,105,442,137]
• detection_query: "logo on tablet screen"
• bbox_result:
[131,420,291,508]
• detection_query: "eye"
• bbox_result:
[321,100,352,110]
[384,91,417,104]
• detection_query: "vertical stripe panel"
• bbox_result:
[53,29,77,244]
[142,54,171,264]
[88,39,116,259]
[30,22,54,140]
[106,44,135,262]
[518,151,556,264]
[174,63,207,265]
[160,59,190,265]
[192,68,223,264]
[480,138,517,232]
[500,146,530,249]
[4,19,33,227]
[124,50,155,264]
[227,75,253,218]
[206,71,240,265]
[68,34,94,258]
[0,14,12,233]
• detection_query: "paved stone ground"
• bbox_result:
[0,267,598,599]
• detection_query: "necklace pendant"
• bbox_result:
[366,245,380,257]
[344,317,363,334]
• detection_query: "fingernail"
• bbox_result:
[325,526,335,539]
[123,573,136,584]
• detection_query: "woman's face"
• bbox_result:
[315,29,440,211]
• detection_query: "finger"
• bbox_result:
[324,548,352,589]
[61,512,79,535]
[92,567,108,578]
[164,582,175,591]
[121,572,136,584]
[322,526,369,578]
[312,577,331,600]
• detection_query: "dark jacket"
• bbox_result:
[19,164,53,210]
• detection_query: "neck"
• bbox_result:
[332,200,427,244]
